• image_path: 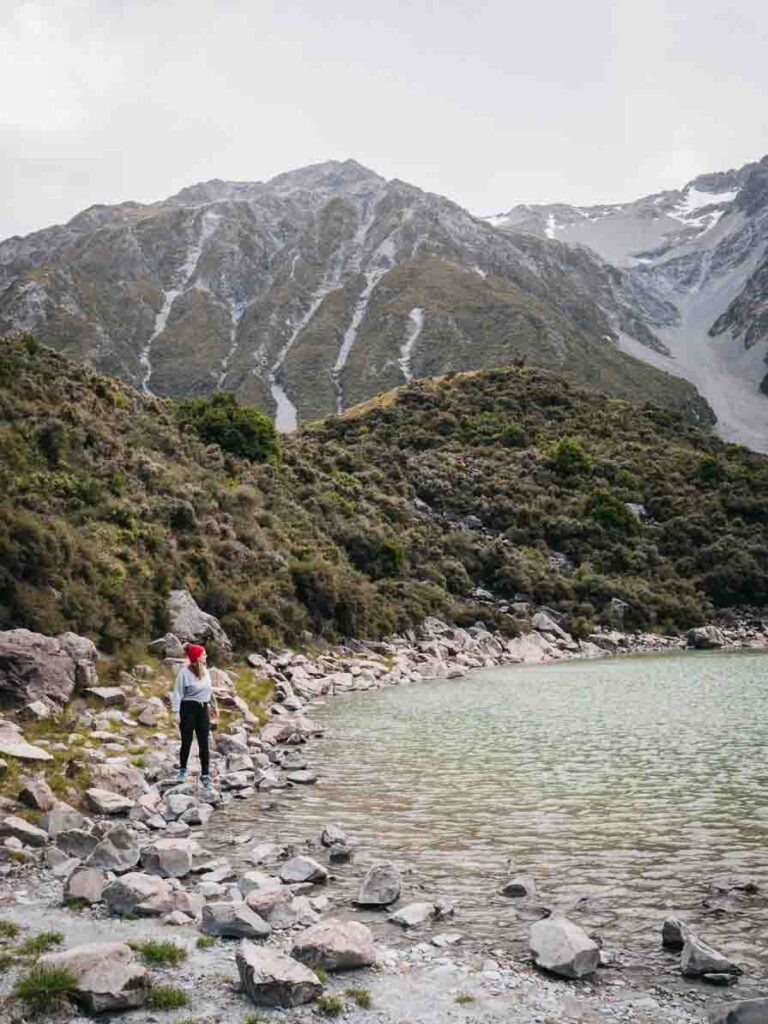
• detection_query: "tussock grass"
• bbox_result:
[195,935,216,949]
[19,931,64,957]
[129,938,187,965]
[345,985,372,1008]
[148,985,190,1009]
[0,919,21,940]
[316,993,344,1016]
[13,964,76,1013]
[454,991,475,1004]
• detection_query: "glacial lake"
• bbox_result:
[212,650,768,982]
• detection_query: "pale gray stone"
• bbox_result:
[530,912,600,979]
[236,941,322,1007]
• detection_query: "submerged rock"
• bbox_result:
[500,875,536,897]
[236,941,322,1007]
[530,912,600,979]
[662,915,689,950]
[389,902,436,928]
[710,998,768,1023]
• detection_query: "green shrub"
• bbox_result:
[0,919,21,940]
[585,488,637,535]
[551,436,592,475]
[454,991,475,1004]
[177,392,279,464]
[195,935,216,949]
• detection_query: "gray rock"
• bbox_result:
[164,792,199,820]
[65,867,107,904]
[662,915,689,950]
[320,824,348,847]
[200,901,271,939]
[388,902,435,928]
[42,805,86,836]
[85,788,134,815]
[530,912,600,979]
[86,824,140,872]
[0,628,98,706]
[147,633,186,660]
[238,870,283,898]
[286,770,317,785]
[0,722,53,761]
[292,918,375,971]
[681,934,743,978]
[0,814,48,847]
[85,686,127,707]
[103,872,174,916]
[179,802,214,826]
[90,762,148,798]
[688,625,726,649]
[39,942,149,1012]
[710,998,768,1023]
[141,838,196,878]
[328,841,353,863]
[278,856,328,885]
[236,941,322,1007]
[500,875,536,897]
[18,778,57,811]
[355,863,401,906]
[167,589,232,652]
[56,828,98,859]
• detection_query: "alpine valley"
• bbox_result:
[6,156,767,446]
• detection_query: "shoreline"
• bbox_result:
[0,618,765,1021]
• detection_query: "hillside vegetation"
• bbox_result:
[1,334,766,652]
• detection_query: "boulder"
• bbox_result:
[86,788,134,815]
[530,912,600,979]
[355,863,401,906]
[260,716,321,745]
[238,871,283,898]
[279,856,328,885]
[236,941,322,1008]
[0,814,48,847]
[141,838,196,878]
[0,722,53,761]
[328,841,353,863]
[292,918,375,970]
[65,867,107,904]
[501,875,536,897]
[286,770,317,785]
[85,825,140,872]
[200,901,271,939]
[167,589,232,652]
[179,802,214,827]
[56,828,98,859]
[39,942,149,1012]
[164,792,199,820]
[681,935,743,978]
[0,628,98,706]
[90,763,148,799]
[147,633,186,660]
[388,902,435,928]
[103,872,174,916]
[710,999,768,1023]
[18,778,57,811]
[662,915,689,951]
[688,626,726,649]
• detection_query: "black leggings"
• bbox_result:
[179,700,210,776]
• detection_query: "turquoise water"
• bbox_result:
[218,650,768,977]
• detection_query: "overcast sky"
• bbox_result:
[2,0,767,239]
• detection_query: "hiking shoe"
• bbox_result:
[176,768,187,783]
[200,774,213,792]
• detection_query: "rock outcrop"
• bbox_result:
[0,629,98,706]
[167,589,232,652]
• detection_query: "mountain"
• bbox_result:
[490,155,768,450]
[2,335,767,652]
[0,160,709,431]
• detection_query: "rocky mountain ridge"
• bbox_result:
[0,160,708,430]
[491,155,768,450]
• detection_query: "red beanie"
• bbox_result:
[185,643,205,662]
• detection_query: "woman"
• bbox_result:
[170,643,218,791]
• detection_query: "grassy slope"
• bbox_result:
[1,335,766,654]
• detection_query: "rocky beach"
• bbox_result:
[0,592,766,1023]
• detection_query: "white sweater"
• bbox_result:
[171,666,214,713]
